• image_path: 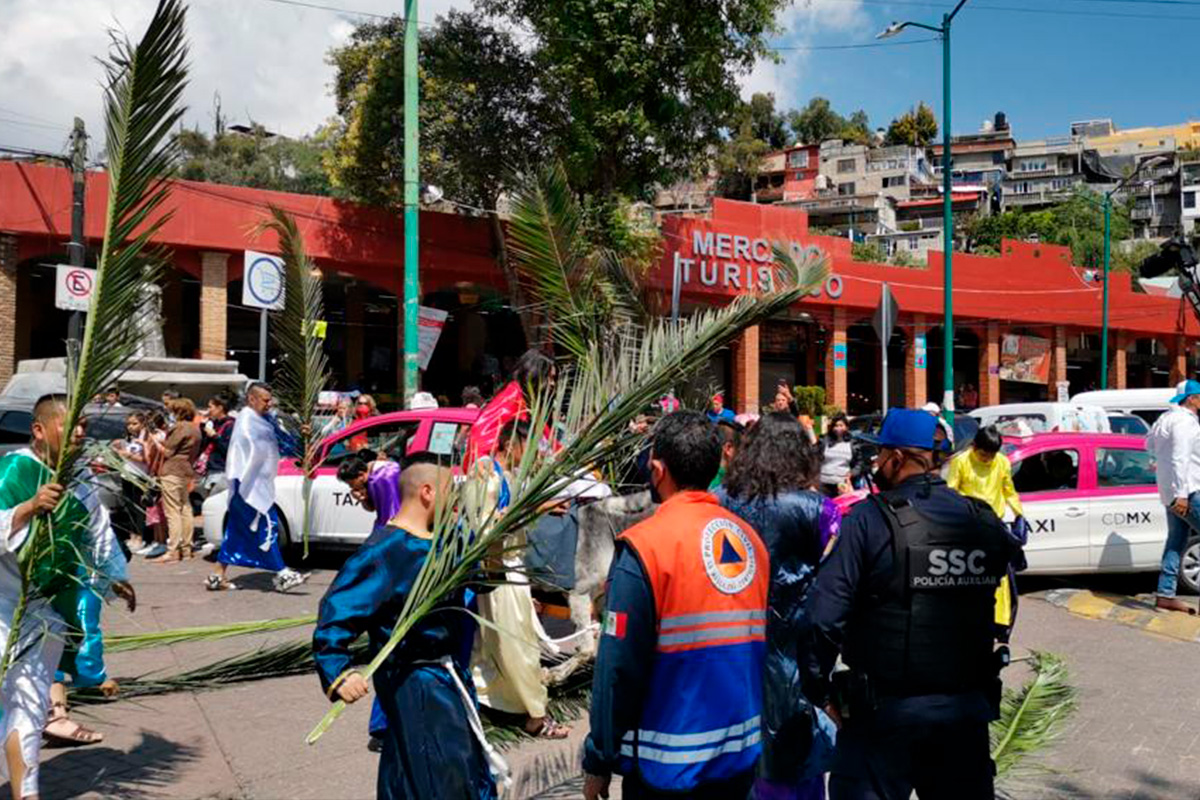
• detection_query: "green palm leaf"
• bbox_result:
[0,0,189,681]
[991,651,1078,781]
[257,206,331,558]
[305,169,829,743]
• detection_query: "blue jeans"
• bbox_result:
[1158,492,1200,597]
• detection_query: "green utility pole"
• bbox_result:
[940,11,954,420]
[877,0,969,421]
[402,0,420,405]
[1101,197,1111,389]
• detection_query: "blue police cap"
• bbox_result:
[856,408,940,451]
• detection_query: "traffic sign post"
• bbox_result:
[873,283,899,413]
[54,265,95,312]
[243,251,286,381]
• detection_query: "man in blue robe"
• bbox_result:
[313,453,505,800]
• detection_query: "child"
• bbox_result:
[313,453,504,799]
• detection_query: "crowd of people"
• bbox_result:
[18,362,1200,800]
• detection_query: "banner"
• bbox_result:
[1000,334,1051,384]
[417,306,449,370]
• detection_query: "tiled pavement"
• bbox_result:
[10,554,1200,799]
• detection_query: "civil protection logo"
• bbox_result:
[701,518,756,594]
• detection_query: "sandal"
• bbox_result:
[205,574,237,591]
[526,718,571,740]
[43,702,104,747]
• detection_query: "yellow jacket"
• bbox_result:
[946,449,1023,519]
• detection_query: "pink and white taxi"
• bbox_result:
[1004,432,1197,593]
[201,407,480,555]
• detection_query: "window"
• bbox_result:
[323,420,420,464]
[837,158,856,174]
[837,182,856,196]
[0,411,31,444]
[1095,448,1157,488]
[882,175,907,188]
[908,237,920,251]
[787,150,809,169]
[1012,449,1079,493]
[1186,191,1197,210]
[429,422,470,459]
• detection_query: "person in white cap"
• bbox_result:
[409,391,439,411]
[1145,379,1200,613]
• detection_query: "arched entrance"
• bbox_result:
[846,320,908,416]
[421,283,528,404]
[925,326,980,408]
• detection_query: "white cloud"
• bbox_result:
[0,0,470,155]
[739,0,871,109]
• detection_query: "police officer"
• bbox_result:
[802,408,1022,799]
[583,411,770,800]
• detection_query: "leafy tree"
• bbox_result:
[714,93,785,200]
[744,92,789,149]
[478,0,788,198]
[961,190,1138,270]
[787,97,844,145]
[840,110,873,145]
[323,10,544,209]
[884,102,939,147]
[851,241,886,262]
[174,120,334,196]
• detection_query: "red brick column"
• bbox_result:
[1048,326,1069,397]
[1170,335,1189,385]
[1111,331,1129,390]
[200,251,229,361]
[979,323,1001,406]
[825,308,848,412]
[0,234,17,388]
[732,325,760,414]
[905,314,928,408]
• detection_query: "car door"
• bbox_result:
[1011,446,1088,572]
[1089,444,1164,571]
[300,418,422,545]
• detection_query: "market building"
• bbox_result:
[2,162,1197,414]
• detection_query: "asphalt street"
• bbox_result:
[10,555,1198,800]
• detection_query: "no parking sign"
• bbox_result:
[55,265,95,311]
[243,251,285,310]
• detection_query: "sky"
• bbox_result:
[1,0,1197,160]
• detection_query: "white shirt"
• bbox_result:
[1146,405,1200,506]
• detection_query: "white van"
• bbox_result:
[969,402,1112,436]
[1070,388,1174,426]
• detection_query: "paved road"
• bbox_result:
[9,555,1200,799]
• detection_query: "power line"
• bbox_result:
[0,106,65,126]
[0,115,70,133]
[850,0,1200,21]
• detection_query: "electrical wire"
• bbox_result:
[848,0,1200,21]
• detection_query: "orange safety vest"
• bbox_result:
[617,490,770,791]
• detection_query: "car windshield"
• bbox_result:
[992,414,1047,436]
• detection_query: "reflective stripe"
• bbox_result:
[657,624,765,648]
[620,730,762,765]
[659,609,766,631]
[621,715,761,747]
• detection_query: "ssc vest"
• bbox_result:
[618,491,770,792]
[845,486,1009,697]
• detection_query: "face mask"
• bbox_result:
[873,452,899,491]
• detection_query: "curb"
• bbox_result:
[1040,589,1200,643]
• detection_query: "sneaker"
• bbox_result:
[273,569,311,593]
[141,543,167,559]
[205,574,236,591]
[198,542,216,557]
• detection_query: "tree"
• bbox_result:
[961,190,1136,270]
[787,97,844,145]
[851,241,886,262]
[323,10,544,209]
[714,93,784,200]
[174,120,335,196]
[841,110,873,145]
[884,102,939,147]
[478,0,788,198]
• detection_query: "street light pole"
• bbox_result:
[879,0,969,422]
[940,10,954,419]
[1101,196,1111,388]
[401,0,420,406]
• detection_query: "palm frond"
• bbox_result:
[505,162,602,358]
[257,205,331,558]
[0,0,188,681]
[990,651,1078,780]
[305,181,830,743]
[104,615,315,653]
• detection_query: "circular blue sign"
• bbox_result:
[247,256,284,306]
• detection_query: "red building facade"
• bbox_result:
[1,163,1195,411]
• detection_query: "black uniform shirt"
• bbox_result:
[801,473,1019,727]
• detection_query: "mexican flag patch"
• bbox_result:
[603,611,627,639]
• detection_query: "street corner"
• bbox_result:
[1040,588,1200,644]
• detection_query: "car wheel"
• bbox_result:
[275,509,306,566]
[1180,536,1200,596]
